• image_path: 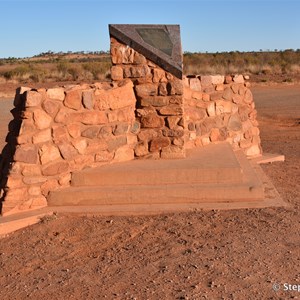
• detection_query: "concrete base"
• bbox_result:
[48,143,279,210]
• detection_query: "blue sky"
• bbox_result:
[0,0,299,58]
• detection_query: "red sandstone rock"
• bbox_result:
[22,165,41,177]
[39,143,61,165]
[80,111,108,125]
[14,144,38,164]
[67,123,81,138]
[32,128,52,144]
[28,186,42,197]
[25,91,42,107]
[138,129,160,142]
[149,137,170,152]
[159,104,183,116]
[168,78,183,95]
[189,78,201,91]
[110,66,124,81]
[33,109,52,130]
[141,113,164,128]
[167,116,180,129]
[114,146,134,162]
[233,75,244,83]
[222,87,233,100]
[244,89,253,104]
[140,96,169,107]
[82,90,94,110]
[64,89,82,110]
[42,161,69,176]
[81,126,100,139]
[95,150,114,162]
[162,128,184,138]
[41,179,60,196]
[152,68,167,83]
[135,83,158,97]
[42,100,60,118]
[107,136,127,152]
[58,143,78,160]
[123,65,150,78]
[134,142,149,157]
[52,125,70,143]
[72,138,88,154]
[228,114,242,131]
[46,88,65,101]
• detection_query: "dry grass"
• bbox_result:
[0,49,299,84]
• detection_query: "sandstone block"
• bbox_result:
[39,143,61,165]
[222,87,233,100]
[58,143,78,160]
[134,142,149,157]
[98,126,113,139]
[72,138,88,154]
[111,42,134,64]
[159,104,183,116]
[189,78,201,91]
[158,83,168,96]
[82,90,94,110]
[123,65,150,78]
[240,139,252,149]
[153,68,167,83]
[130,121,140,134]
[245,145,261,156]
[244,89,253,104]
[81,126,99,139]
[33,109,52,130]
[55,107,73,123]
[228,114,242,131]
[207,102,216,117]
[85,140,108,154]
[14,144,38,164]
[14,86,31,107]
[173,137,184,146]
[32,128,52,144]
[42,100,60,118]
[215,84,224,91]
[233,75,244,83]
[149,137,170,152]
[6,176,24,189]
[59,173,72,186]
[17,134,32,145]
[107,136,127,152]
[138,129,160,142]
[42,161,69,176]
[200,76,213,87]
[67,123,81,138]
[41,179,60,196]
[22,165,41,176]
[133,52,147,64]
[52,125,69,143]
[185,107,207,122]
[111,66,124,81]
[28,186,41,197]
[201,137,211,146]
[25,91,42,107]
[211,75,225,85]
[69,155,94,171]
[46,88,65,101]
[225,75,233,84]
[95,150,114,162]
[167,116,180,129]
[232,94,243,104]
[210,91,223,101]
[202,93,210,102]
[141,113,164,128]
[81,111,108,125]
[135,83,158,98]
[191,91,202,100]
[114,146,134,162]
[95,79,136,110]
[168,78,183,95]
[216,100,232,115]
[140,96,169,107]
[160,146,185,159]
[23,176,48,185]
[64,89,82,110]
[162,128,184,138]
[114,123,129,135]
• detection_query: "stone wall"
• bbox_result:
[184,74,262,156]
[0,80,137,214]
[110,37,185,159]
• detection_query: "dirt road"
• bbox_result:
[0,84,299,299]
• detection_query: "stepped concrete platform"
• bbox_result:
[48,143,272,210]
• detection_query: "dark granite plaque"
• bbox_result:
[136,28,173,56]
[109,24,182,78]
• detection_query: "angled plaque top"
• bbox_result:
[109,24,183,78]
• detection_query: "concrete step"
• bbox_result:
[48,143,265,208]
[71,143,243,187]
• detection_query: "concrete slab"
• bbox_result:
[72,143,243,187]
[49,143,267,208]
[252,153,285,164]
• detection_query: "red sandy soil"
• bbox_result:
[0,84,299,299]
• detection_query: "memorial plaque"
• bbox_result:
[109,24,183,78]
[136,28,173,56]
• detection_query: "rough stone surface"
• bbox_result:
[33,109,52,130]
[64,89,82,110]
[46,88,65,101]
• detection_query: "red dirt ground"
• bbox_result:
[0,84,299,300]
